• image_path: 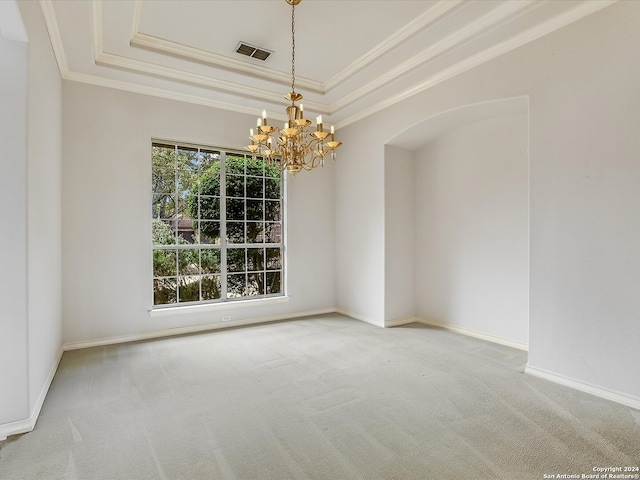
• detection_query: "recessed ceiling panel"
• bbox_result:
[136,0,439,82]
[41,0,617,127]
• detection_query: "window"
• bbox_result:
[151,142,284,307]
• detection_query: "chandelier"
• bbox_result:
[245,0,342,175]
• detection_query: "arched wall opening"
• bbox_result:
[384,97,529,348]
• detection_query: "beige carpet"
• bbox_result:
[1,314,638,479]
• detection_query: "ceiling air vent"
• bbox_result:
[235,42,273,61]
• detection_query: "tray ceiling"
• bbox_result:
[41,0,615,128]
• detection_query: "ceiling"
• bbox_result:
[41,0,614,128]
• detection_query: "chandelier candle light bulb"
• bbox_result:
[243,0,342,175]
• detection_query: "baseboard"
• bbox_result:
[0,346,63,441]
[384,317,420,328]
[414,317,529,351]
[524,365,640,411]
[0,417,33,442]
[336,309,385,328]
[63,308,337,351]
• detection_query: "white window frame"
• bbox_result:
[150,140,287,311]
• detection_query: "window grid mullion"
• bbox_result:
[220,151,228,302]
[152,143,283,308]
[173,145,181,303]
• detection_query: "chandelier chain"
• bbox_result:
[291,1,296,96]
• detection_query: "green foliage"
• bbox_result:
[152,147,282,305]
[186,156,281,243]
[152,220,178,278]
[152,219,176,245]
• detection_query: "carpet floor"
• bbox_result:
[1,314,638,479]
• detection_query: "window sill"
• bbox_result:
[148,295,290,317]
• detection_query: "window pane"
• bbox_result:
[152,220,176,245]
[227,222,245,243]
[199,196,220,220]
[246,176,263,199]
[200,150,220,173]
[152,145,176,171]
[265,200,280,221]
[176,217,196,244]
[152,168,175,196]
[247,273,264,296]
[265,178,281,199]
[266,248,282,270]
[201,249,221,274]
[246,222,264,243]
[152,195,176,219]
[227,273,246,298]
[153,249,176,277]
[227,248,245,273]
[226,156,245,175]
[177,169,197,195]
[266,272,281,294]
[178,276,200,302]
[246,157,264,176]
[197,165,221,196]
[176,147,199,173]
[202,275,221,300]
[247,248,264,272]
[247,200,263,221]
[198,221,220,244]
[226,174,245,197]
[178,249,200,275]
[226,198,245,220]
[265,223,281,243]
[154,278,177,305]
[175,198,189,219]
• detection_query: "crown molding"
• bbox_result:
[130,32,325,94]
[94,51,330,114]
[129,1,463,95]
[91,0,327,95]
[323,0,463,92]
[131,0,143,39]
[89,0,328,113]
[63,69,291,122]
[39,0,68,76]
[330,0,536,114]
[335,0,617,129]
[91,0,102,60]
[42,0,617,130]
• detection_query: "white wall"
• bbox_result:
[0,0,63,439]
[0,26,29,429]
[337,1,640,402]
[413,112,529,345]
[525,3,640,401]
[62,82,335,345]
[20,0,63,421]
[335,125,386,325]
[384,145,415,325]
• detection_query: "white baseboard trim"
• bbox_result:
[524,365,640,411]
[385,317,420,328]
[414,317,529,351]
[0,347,63,441]
[63,308,337,351]
[336,309,385,328]
[0,417,33,442]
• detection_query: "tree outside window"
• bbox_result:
[151,142,284,307]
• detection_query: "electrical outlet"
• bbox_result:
[221,315,231,322]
